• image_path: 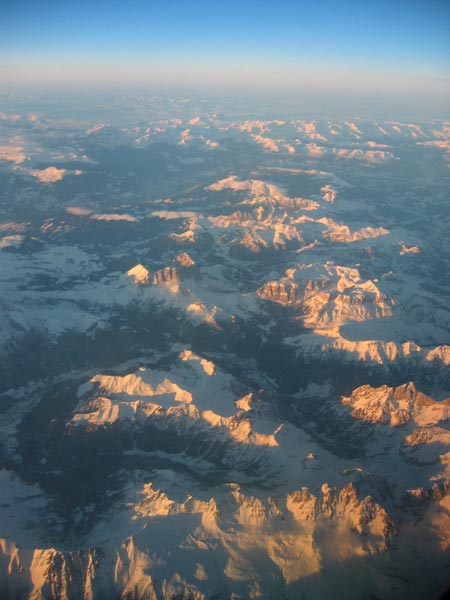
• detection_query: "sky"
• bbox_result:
[1,0,449,114]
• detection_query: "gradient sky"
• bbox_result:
[1,0,449,107]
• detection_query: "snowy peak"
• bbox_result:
[180,349,215,375]
[70,351,283,458]
[0,478,398,600]
[175,252,195,268]
[206,175,285,199]
[342,382,450,427]
[287,482,396,543]
[257,262,392,330]
[126,263,150,284]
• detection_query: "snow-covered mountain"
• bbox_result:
[0,100,449,599]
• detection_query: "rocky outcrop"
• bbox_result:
[0,481,397,600]
[342,382,450,427]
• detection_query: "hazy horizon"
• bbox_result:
[1,85,449,123]
[2,0,449,119]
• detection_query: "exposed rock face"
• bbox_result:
[404,480,450,513]
[342,382,450,427]
[70,351,278,468]
[0,539,160,600]
[175,252,195,268]
[321,184,337,204]
[287,482,397,544]
[257,280,301,304]
[427,345,450,365]
[0,481,397,600]
[257,263,393,330]
[153,267,178,286]
[127,264,151,285]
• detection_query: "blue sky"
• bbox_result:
[1,0,449,93]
